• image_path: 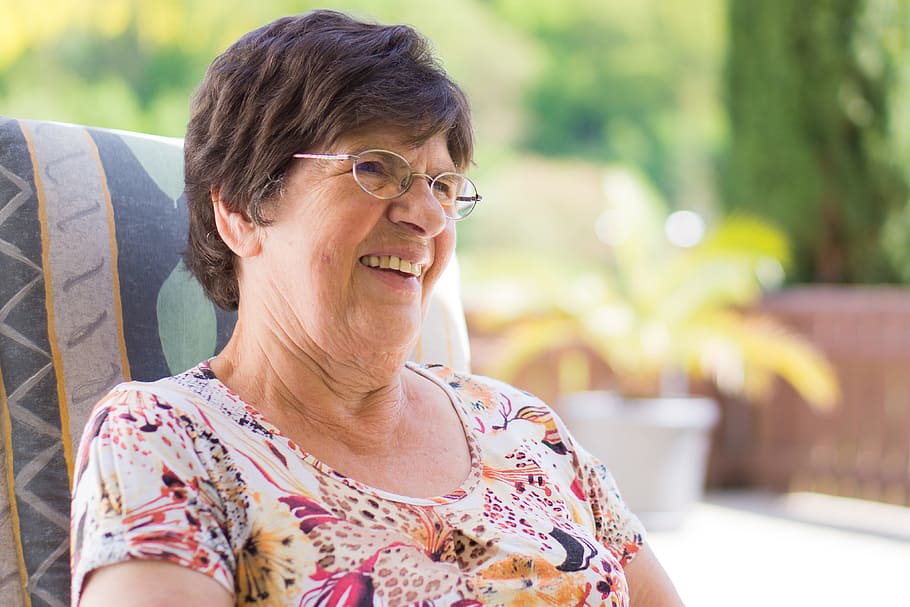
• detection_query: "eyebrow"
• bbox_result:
[354,147,458,174]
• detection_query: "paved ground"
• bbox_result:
[647,491,910,606]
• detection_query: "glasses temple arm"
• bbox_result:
[292,153,358,161]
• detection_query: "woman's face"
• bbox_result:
[241,130,458,366]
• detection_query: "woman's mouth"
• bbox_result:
[359,255,423,277]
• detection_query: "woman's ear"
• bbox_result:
[211,189,262,258]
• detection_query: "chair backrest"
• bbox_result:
[0,116,470,606]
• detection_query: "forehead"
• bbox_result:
[337,129,455,169]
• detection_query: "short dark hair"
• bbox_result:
[183,10,474,310]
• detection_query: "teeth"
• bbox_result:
[360,255,422,277]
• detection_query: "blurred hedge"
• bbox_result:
[724,0,910,283]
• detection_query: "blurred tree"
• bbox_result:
[0,0,729,267]
[0,0,537,141]
[0,0,284,135]
[724,0,910,282]
[482,0,727,211]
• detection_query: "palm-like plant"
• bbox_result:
[464,168,838,410]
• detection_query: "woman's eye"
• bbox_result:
[357,160,390,176]
[433,177,459,199]
[433,182,451,197]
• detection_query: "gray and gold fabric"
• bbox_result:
[0,116,471,607]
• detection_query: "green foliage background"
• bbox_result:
[0,0,539,142]
[724,0,910,283]
[0,0,725,261]
[3,0,910,283]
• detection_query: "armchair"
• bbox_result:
[0,116,470,606]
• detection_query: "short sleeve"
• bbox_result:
[70,384,238,604]
[574,442,645,566]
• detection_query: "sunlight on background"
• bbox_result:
[665,210,706,248]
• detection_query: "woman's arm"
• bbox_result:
[624,541,685,606]
[78,560,232,607]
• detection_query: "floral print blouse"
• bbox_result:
[71,361,644,606]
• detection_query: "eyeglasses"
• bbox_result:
[292,148,481,220]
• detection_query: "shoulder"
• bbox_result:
[80,374,209,439]
[416,362,575,454]
[74,365,232,485]
[82,363,229,433]
[418,363,546,409]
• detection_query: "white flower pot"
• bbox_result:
[559,391,720,530]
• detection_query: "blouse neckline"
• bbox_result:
[196,359,483,506]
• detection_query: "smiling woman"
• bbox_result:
[69,9,682,607]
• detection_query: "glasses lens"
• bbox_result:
[352,150,410,199]
[433,173,479,219]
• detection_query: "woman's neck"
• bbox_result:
[210,317,415,455]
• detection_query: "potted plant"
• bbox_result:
[462,167,838,529]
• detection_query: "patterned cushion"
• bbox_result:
[0,116,470,606]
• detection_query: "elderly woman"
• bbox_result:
[71,10,682,607]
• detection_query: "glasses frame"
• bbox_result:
[292,148,481,220]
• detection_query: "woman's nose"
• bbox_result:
[387,175,448,236]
